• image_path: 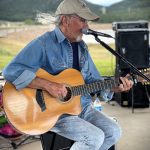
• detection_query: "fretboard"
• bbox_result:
[71,79,118,96]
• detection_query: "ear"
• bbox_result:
[61,15,70,26]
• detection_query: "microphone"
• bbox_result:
[82,28,114,38]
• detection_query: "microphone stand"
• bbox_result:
[93,35,150,113]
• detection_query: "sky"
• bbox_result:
[86,0,123,6]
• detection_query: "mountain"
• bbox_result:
[103,0,150,22]
[0,0,62,21]
[0,0,149,23]
[0,0,102,21]
[109,0,150,10]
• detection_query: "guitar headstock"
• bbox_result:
[136,68,150,85]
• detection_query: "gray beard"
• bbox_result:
[76,35,82,42]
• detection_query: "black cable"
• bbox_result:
[144,85,150,104]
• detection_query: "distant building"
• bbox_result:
[101,7,107,14]
[36,13,55,25]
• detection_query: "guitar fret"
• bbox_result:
[106,80,111,89]
[108,80,112,89]
[104,81,107,89]
[115,80,118,87]
[93,82,98,91]
[97,82,101,91]
[84,85,89,94]
[112,80,115,87]
[82,85,87,94]
[95,82,98,91]
[72,86,78,96]
[111,80,114,88]
[79,85,83,95]
[90,84,94,93]
[93,84,96,92]
[71,78,119,97]
[105,80,108,89]
[107,80,111,89]
[75,86,78,96]
[93,82,98,92]
[88,84,92,93]
[105,81,108,89]
[76,86,80,95]
[83,86,86,94]
[101,81,105,90]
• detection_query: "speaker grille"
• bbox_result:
[115,31,149,69]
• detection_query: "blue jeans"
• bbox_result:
[51,105,122,150]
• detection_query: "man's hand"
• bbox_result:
[45,81,67,99]
[111,74,133,93]
[28,77,67,99]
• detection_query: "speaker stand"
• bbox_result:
[131,85,135,113]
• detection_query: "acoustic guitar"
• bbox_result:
[2,68,150,135]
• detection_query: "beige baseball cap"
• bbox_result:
[55,0,100,21]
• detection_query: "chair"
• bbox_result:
[40,131,115,150]
[40,131,73,150]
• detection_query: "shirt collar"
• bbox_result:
[54,27,66,43]
[54,27,86,47]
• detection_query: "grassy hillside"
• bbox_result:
[0,0,150,23]
[0,0,100,22]
[104,0,150,22]
[0,0,61,21]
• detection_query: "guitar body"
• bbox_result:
[2,69,83,135]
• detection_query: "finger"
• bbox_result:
[125,73,130,77]
[125,74,134,88]
[117,84,124,92]
[120,77,128,90]
[62,90,67,97]
[120,77,132,91]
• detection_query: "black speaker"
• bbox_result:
[115,68,149,108]
[113,21,150,107]
[115,30,150,69]
[115,83,149,108]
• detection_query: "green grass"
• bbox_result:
[0,38,116,76]
[88,44,116,76]
[0,38,24,72]
[0,48,16,69]
[0,55,14,69]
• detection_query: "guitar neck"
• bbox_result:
[71,79,118,96]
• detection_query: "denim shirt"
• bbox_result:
[2,27,113,108]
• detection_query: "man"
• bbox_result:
[3,0,133,149]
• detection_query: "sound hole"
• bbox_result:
[60,87,72,102]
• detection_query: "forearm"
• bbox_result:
[27,77,51,91]
[28,77,67,99]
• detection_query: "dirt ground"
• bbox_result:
[89,22,112,30]
[3,23,112,44]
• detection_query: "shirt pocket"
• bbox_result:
[51,58,68,72]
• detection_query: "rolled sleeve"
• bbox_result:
[13,70,36,90]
